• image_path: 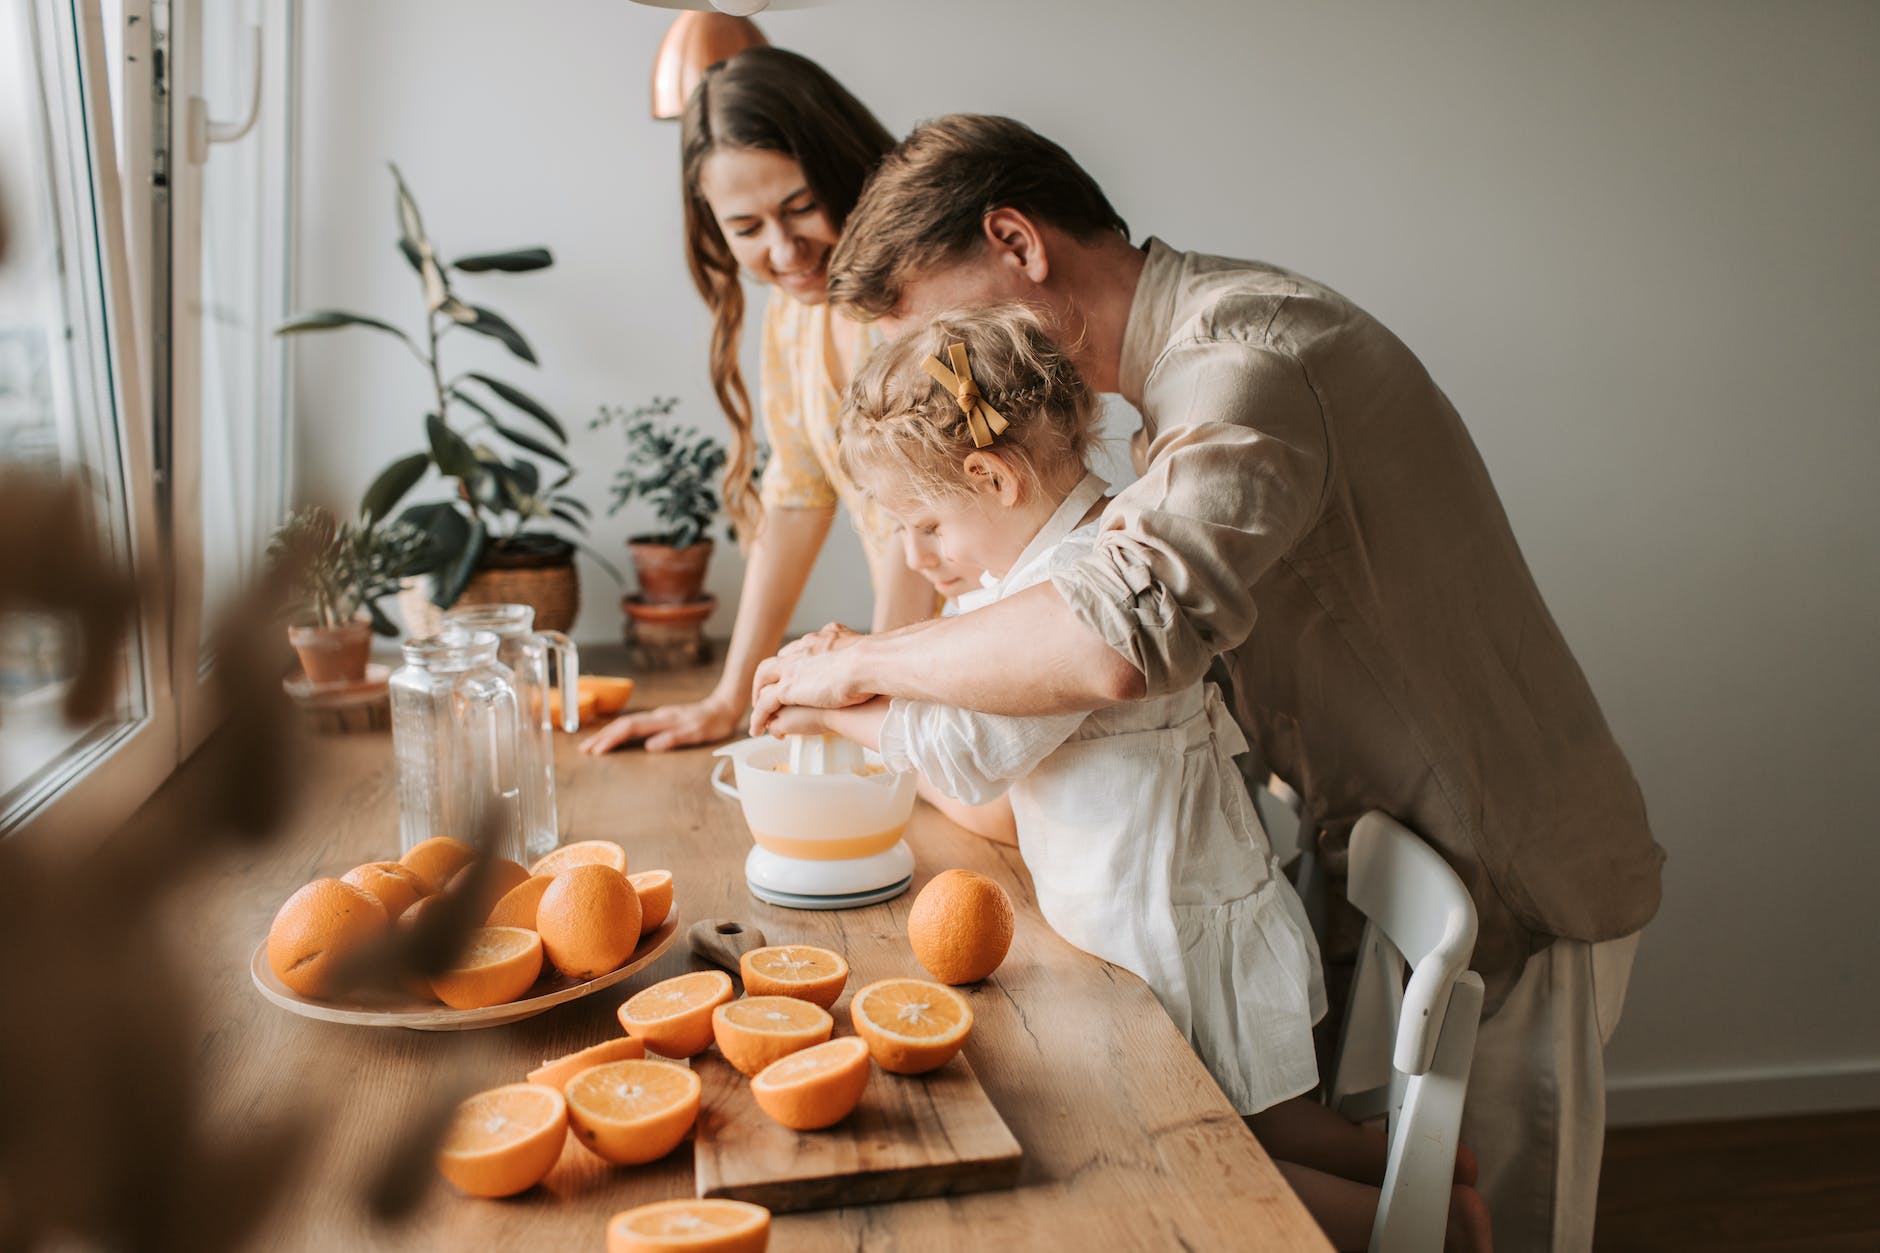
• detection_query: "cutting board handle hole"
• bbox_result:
[716,922,744,936]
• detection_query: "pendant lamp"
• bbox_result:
[650,11,770,120]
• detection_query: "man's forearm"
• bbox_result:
[846,582,1143,716]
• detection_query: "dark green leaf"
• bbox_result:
[360,452,431,522]
[548,505,585,530]
[465,373,566,441]
[398,501,471,556]
[507,459,541,500]
[276,310,411,347]
[397,238,424,274]
[490,420,569,467]
[426,415,480,480]
[390,162,428,256]
[366,600,399,637]
[458,305,536,365]
[451,247,553,273]
[432,517,488,609]
[550,494,591,517]
[448,387,498,425]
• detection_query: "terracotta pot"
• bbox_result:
[621,594,716,671]
[399,537,581,637]
[629,538,713,606]
[288,619,374,685]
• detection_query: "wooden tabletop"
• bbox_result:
[180,656,1331,1251]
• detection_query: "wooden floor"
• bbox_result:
[1595,1110,1880,1251]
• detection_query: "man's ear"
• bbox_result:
[962,450,1025,506]
[981,208,1050,285]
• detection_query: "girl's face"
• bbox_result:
[697,148,840,305]
[863,464,1037,595]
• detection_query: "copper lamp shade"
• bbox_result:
[651,12,769,120]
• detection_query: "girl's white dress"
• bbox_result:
[879,474,1327,1115]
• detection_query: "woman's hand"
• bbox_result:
[579,696,742,755]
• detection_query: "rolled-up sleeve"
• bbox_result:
[879,698,1085,805]
[1052,338,1328,697]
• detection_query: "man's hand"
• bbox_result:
[750,638,871,736]
[776,621,863,660]
[761,704,837,738]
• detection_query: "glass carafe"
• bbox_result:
[390,627,525,863]
[444,603,577,862]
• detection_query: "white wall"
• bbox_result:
[292,0,1880,1123]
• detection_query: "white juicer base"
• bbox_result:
[744,840,915,909]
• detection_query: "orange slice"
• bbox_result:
[628,869,673,936]
[430,927,544,1010]
[606,1199,770,1253]
[435,1082,567,1198]
[399,836,475,893]
[751,1035,872,1131]
[526,1035,647,1091]
[738,944,849,1009]
[530,839,628,878]
[487,873,554,930]
[564,1059,701,1165]
[580,675,636,717]
[711,995,833,1077]
[618,970,735,1058]
[849,977,974,1074]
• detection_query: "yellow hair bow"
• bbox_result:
[921,342,1009,449]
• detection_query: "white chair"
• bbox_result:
[1327,812,1486,1253]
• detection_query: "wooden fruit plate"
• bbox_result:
[249,917,678,1031]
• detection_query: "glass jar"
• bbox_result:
[443,603,578,862]
[389,627,525,863]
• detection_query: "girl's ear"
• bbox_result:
[962,451,1024,507]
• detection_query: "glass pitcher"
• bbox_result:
[443,603,577,862]
[389,627,525,863]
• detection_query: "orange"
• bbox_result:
[430,926,544,1010]
[339,860,428,920]
[849,978,974,1075]
[580,674,636,717]
[738,944,848,1009]
[711,996,833,1077]
[436,1082,567,1198]
[750,1036,872,1131]
[907,869,1015,985]
[487,873,555,930]
[627,869,673,936]
[564,1059,701,1165]
[530,839,628,878]
[526,1035,646,1090]
[536,864,642,979]
[399,836,476,893]
[445,856,532,918]
[617,970,734,1058]
[606,1199,770,1253]
[267,878,388,999]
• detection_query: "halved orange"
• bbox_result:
[399,836,475,893]
[565,1059,701,1165]
[487,873,554,930]
[340,860,428,920]
[436,1082,567,1198]
[531,839,628,878]
[711,995,833,1077]
[580,675,636,717]
[739,944,848,1009]
[618,970,734,1058]
[430,927,544,1010]
[849,977,974,1074]
[606,1198,770,1253]
[526,1035,646,1091]
[627,869,673,936]
[751,1035,871,1131]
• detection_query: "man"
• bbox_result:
[752,114,1662,1252]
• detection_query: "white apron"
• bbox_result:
[879,475,1326,1114]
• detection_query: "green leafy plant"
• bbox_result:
[267,507,440,635]
[591,398,731,550]
[276,163,607,609]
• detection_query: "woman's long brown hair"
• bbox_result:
[681,48,895,543]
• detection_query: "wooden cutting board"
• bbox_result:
[692,1049,1023,1213]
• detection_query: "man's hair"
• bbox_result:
[828,114,1130,319]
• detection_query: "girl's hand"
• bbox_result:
[579,696,742,755]
[762,704,836,738]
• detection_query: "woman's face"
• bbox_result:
[697,148,840,305]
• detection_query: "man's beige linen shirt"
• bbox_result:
[1052,238,1663,1009]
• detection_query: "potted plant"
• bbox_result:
[592,398,727,605]
[276,164,611,636]
[268,506,439,683]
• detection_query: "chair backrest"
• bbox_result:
[1329,812,1486,1253]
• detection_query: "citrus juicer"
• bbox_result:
[711,733,916,909]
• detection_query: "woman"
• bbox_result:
[581,48,934,755]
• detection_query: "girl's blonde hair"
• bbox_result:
[839,304,1099,501]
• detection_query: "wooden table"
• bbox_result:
[185,660,1331,1250]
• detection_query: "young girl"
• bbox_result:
[766,305,1491,1252]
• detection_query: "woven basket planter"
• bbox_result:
[399,541,581,638]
